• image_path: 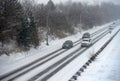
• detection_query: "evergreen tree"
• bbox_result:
[17,12,39,49]
[29,13,39,48]
[47,0,56,11]
[0,0,23,47]
[17,15,32,49]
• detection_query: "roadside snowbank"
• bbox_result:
[0,20,118,77]
[77,26,120,81]
[48,23,120,81]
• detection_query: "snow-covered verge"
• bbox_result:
[47,22,120,81]
[77,23,120,81]
[0,20,119,76]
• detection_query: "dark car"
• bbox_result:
[62,40,73,49]
[82,32,90,39]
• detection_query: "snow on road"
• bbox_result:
[77,26,120,81]
[0,21,115,76]
[48,22,120,81]
[0,20,119,81]
[13,25,111,81]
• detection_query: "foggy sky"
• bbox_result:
[35,0,120,5]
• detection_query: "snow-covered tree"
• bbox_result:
[17,12,39,49]
[0,0,23,47]
[17,15,31,49]
[29,13,39,48]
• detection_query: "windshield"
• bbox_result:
[83,40,89,41]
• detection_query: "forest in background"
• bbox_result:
[0,0,120,55]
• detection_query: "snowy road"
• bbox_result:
[6,23,109,81]
[48,21,120,81]
[0,20,120,81]
[77,25,120,81]
[0,25,109,81]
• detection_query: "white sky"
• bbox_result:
[35,0,120,5]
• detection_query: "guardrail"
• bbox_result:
[69,29,120,81]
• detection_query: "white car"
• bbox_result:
[81,38,92,47]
